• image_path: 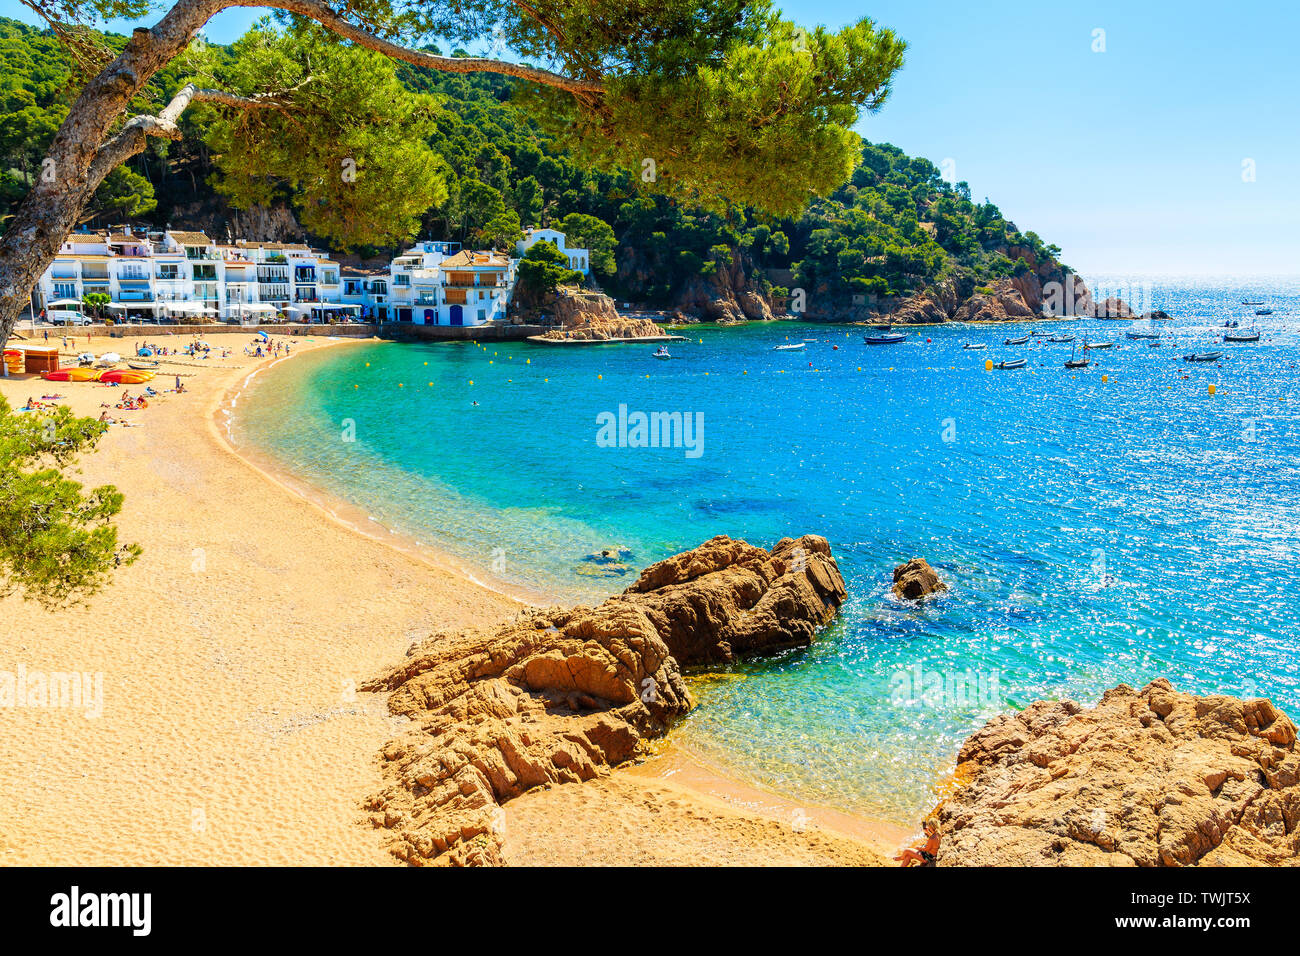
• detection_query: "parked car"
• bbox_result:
[48,309,95,326]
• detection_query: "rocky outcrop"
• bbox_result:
[362,534,846,865]
[891,558,947,600]
[1094,296,1134,318]
[615,244,776,324]
[888,283,961,325]
[620,534,847,665]
[951,278,1037,323]
[935,680,1300,866]
[674,259,776,324]
[535,288,665,340]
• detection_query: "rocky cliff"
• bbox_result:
[934,679,1300,866]
[361,534,846,865]
[617,245,778,325]
[532,287,665,340]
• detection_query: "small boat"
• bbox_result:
[1256,309,1274,316]
[41,367,100,382]
[1223,331,1260,342]
[995,358,1027,370]
[652,346,671,360]
[1242,299,1265,306]
[1004,334,1030,345]
[1183,351,1223,362]
[1047,335,1074,343]
[1125,331,1160,339]
[1084,341,1113,350]
[962,343,986,350]
[98,369,155,385]
[773,342,806,351]
[865,332,907,345]
[128,360,160,370]
[1064,357,1090,368]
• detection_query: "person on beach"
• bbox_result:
[895,818,940,867]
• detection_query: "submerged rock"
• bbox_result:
[891,558,948,600]
[363,533,846,865]
[934,679,1300,866]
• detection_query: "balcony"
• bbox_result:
[294,292,320,303]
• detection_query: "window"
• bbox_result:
[193,264,216,280]
[157,264,179,280]
[477,309,486,321]
[53,283,76,299]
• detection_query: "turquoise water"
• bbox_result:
[233,276,1300,823]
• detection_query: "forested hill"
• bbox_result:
[0,16,1074,319]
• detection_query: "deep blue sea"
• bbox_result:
[233,275,1300,823]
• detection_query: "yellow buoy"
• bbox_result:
[985,359,993,371]
[1209,383,1216,396]
[598,374,603,380]
[1102,374,1108,383]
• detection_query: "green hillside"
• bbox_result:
[0,15,1071,313]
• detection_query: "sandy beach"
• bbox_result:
[0,331,896,866]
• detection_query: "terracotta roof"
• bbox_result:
[256,242,312,252]
[440,250,509,269]
[168,231,210,245]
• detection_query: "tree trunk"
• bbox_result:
[0,0,220,350]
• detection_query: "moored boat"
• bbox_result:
[1047,335,1074,343]
[1084,341,1113,349]
[1256,309,1274,316]
[865,332,907,345]
[1003,334,1030,345]
[1125,331,1160,339]
[995,358,1027,369]
[773,342,806,351]
[652,346,672,360]
[1223,331,1260,342]
[963,342,986,350]
[1183,351,1223,362]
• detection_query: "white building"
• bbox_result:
[34,227,353,324]
[516,227,590,275]
[380,240,517,327]
[35,226,594,327]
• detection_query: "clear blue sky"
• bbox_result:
[3,0,1297,276]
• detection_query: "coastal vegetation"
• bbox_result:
[0,396,139,606]
[0,4,1071,328]
[0,0,908,349]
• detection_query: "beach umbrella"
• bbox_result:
[257,330,269,341]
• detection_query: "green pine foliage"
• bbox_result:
[0,14,1067,305]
